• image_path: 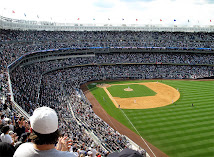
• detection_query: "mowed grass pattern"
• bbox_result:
[88,80,214,157]
[107,84,156,98]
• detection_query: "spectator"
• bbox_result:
[14,106,77,157]
[14,116,26,140]
[1,115,5,125]
[14,132,30,150]
[0,142,15,157]
[9,130,18,144]
[7,119,14,131]
[89,145,98,157]
[0,125,14,145]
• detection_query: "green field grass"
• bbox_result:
[107,84,156,98]
[88,80,214,157]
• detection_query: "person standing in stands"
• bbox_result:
[14,116,26,140]
[14,106,77,157]
[1,125,14,145]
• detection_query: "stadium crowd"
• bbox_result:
[10,63,212,111]
[9,52,214,114]
[1,30,214,66]
[1,29,214,156]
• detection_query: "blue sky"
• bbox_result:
[1,0,214,26]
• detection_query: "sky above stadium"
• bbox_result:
[1,0,214,26]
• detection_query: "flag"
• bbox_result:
[77,18,80,20]
[12,10,15,13]
[210,20,212,22]
[24,13,26,17]
[160,19,162,21]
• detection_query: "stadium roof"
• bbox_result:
[1,0,214,27]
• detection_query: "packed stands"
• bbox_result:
[1,29,214,156]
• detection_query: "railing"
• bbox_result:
[66,93,109,152]
[7,69,30,119]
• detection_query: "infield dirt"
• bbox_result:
[97,82,180,109]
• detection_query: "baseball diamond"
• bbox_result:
[86,80,214,157]
[97,82,180,109]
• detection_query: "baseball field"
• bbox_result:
[87,80,214,157]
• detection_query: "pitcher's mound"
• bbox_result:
[124,88,133,91]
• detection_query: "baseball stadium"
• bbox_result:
[0,1,214,157]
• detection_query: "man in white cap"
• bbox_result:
[14,106,77,157]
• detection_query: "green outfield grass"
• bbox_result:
[107,84,156,98]
[88,80,214,157]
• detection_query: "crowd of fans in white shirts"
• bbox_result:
[1,29,214,156]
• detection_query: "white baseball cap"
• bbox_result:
[30,106,58,134]
[9,130,14,135]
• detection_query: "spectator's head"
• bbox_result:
[20,132,28,143]
[18,116,25,125]
[1,125,10,134]
[88,151,93,156]
[23,120,29,128]
[4,117,10,124]
[1,114,4,119]
[8,119,12,124]
[29,106,60,145]
[8,130,14,136]
[14,132,31,150]
[0,142,15,157]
